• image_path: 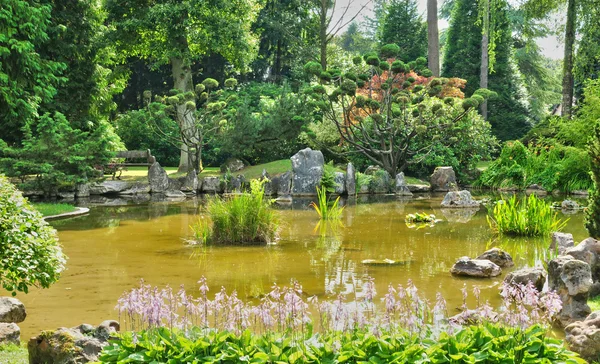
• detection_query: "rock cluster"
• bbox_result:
[450,248,513,278]
[28,320,119,364]
[0,297,26,345]
[547,255,592,326]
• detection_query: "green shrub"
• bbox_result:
[191,180,278,245]
[319,161,337,193]
[99,324,583,364]
[0,176,66,295]
[311,186,344,220]
[587,123,600,239]
[487,194,568,237]
[355,172,372,194]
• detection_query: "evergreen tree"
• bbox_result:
[442,0,530,140]
[338,22,372,54]
[0,0,65,145]
[574,3,600,97]
[379,0,428,62]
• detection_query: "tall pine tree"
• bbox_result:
[442,0,530,141]
[379,0,428,62]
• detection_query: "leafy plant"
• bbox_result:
[587,122,600,239]
[405,212,436,223]
[319,161,337,193]
[355,172,372,194]
[0,176,67,295]
[487,194,568,236]
[310,186,344,220]
[190,179,278,245]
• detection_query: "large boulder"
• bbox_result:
[566,238,600,282]
[220,158,245,173]
[119,182,151,195]
[395,172,413,196]
[450,257,502,278]
[201,176,221,193]
[565,312,600,362]
[334,172,346,195]
[504,267,547,291]
[441,190,480,208]
[179,169,198,193]
[430,167,457,192]
[551,232,575,255]
[0,297,26,323]
[346,163,356,196]
[476,248,514,268]
[369,170,391,194]
[148,162,170,193]
[277,171,292,196]
[0,323,20,345]
[547,255,593,326]
[28,320,119,364]
[291,148,324,195]
[75,184,90,198]
[89,181,132,195]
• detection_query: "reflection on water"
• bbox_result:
[17,194,589,339]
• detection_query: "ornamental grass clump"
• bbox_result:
[191,179,278,245]
[310,186,344,220]
[487,194,567,236]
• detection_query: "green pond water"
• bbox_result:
[18,193,588,339]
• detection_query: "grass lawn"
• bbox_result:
[117,166,180,182]
[589,295,600,311]
[405,176,429,186]
[0,344,28,364]
[200,159,293,180]
[33,203,77,217]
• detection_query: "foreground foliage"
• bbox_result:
[0,344,28,364]
[99,324,583,364]
[487,194,568,237]
[0,176,66,295]
[107,278,574,363]
[191,180,278,245]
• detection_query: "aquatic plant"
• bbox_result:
[191,179,279,245]
[487,194,568,236]
[405,212,436,223]
[310,186,344,220]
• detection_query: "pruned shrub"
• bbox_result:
[0,175,66,295]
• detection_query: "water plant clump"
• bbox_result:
[310,186,344,220]
[405,212,436,223]
[487,194,568,236]
[191,179,279,245]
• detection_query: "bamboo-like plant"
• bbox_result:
[311,186,344,220]
[487,194,568,236]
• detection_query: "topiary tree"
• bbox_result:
[303,45,495,178]
[586,123,600,239]
[145,78,238,171]
[0,176,66,296]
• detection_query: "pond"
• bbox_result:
[18,193,588,339]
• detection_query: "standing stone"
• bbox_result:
[278,172,292,196]
[0,323,20,345]
[430,166,458,192]
[0,297,26,323]
[148,162,170,193]
[230,175,245,192]
[441,190,480,208]
[75,184,90,198]
[369,170,391,194]
[346,163,356,196]
[566,237,600,282]
[450,257,502,278]
[551,232,575,255]
[179,169,198,193]
[395,172,413,196]
[291,148,324,195]
[334,172,346,195]
[476,248,514,268]
[547,255,593,326]
[504,267,547,291]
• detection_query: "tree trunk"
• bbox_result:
[427,0,440,76]
[479,0,489,119]
[171,57,200,173]
[561,0,576,118]
[319,0,328,69]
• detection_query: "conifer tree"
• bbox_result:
[586,123,600,239]
[379,0,428,62]
[442,0,530,141]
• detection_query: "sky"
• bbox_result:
[332,0,565,60]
